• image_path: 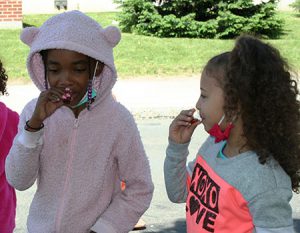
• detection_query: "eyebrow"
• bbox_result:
[72,60,89,65]
[47,59,89,65]
[47,60,59,65]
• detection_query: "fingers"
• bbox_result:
[169,108,202,144]
[32,88,66,122]
[175,108,200,127]
[44,88,64,103]
[47,89,63,103]
[49,94,60,103]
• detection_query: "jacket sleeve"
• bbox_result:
[164,139,190,203]
[91,114,154,233]
[5,99,44,191]
[0,104,19,181]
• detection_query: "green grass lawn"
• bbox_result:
[0,11,299,82]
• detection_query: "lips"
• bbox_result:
[200,114,205,121]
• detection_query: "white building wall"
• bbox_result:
[277,0,294,10]
[22,0,120,14]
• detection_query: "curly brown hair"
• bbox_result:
[0,60,8,95]
[223,35,300,193]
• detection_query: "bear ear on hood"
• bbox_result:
[20,27,40,46]
[103,26,121,48]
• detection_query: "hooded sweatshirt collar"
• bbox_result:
[20,10,121,106]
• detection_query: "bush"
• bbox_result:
[118,0,284,38]
[290,0,300,12]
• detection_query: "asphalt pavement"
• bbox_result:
[2,77,300,233]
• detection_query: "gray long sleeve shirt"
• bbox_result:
[164,136,294,233]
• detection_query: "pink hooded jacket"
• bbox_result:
[0,102,18,233]
[5,11,154,233]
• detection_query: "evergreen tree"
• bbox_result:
[118,0,283,38]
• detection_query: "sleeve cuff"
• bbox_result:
[90,218,117,233]
[17,129,44,148]
[167,138,190,158]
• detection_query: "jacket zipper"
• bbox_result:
[55,119,79,231]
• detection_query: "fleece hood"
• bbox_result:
[20,10,121,99]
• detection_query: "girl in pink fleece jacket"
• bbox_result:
[5,11,154,233]
[0,60,19,233]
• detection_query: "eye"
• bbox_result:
[47,68,59,73]
[74,66,87,73]
[200,94,207,99]
[75,68,86,72]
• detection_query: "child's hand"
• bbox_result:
[169,108,201,144]
[28,88,64,128]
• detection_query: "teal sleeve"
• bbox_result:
[164,139,190,203]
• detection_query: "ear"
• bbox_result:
[20,27,39,46]
[95,62,104,76]
[102,26,121,47]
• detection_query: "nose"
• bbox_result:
[59,70,72,86]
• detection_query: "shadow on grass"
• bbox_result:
[274,13,300,38]
[22,22,34,28]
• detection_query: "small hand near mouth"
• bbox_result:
[27,87,65,131]
[169,108,202,144]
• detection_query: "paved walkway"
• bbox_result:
[2,77,300,233]
[3,77,200,117]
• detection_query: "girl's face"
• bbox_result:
[196,72,225,132]
[45,49,99,106]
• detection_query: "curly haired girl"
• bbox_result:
[165,35,300,233]
[0,60,19,233]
